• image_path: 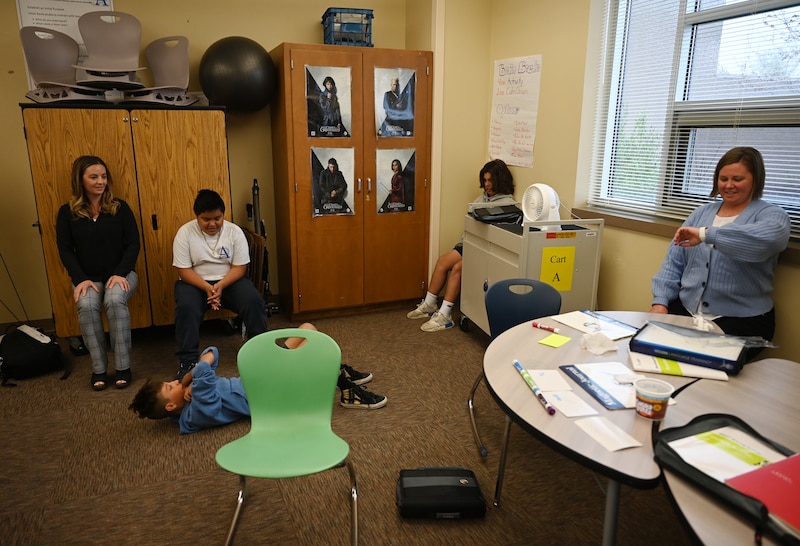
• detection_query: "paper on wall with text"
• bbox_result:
[488,54,541,168]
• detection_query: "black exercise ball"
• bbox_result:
[199,37,277,112]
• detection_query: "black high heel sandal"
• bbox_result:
[91,373,108,391]
[114,368,132,389]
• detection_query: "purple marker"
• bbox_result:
[513,360,556,415]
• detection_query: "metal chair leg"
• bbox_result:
[224,475,247,546]
[493,414,513,507]
[345,459,358,546]
[602,479,621,546]
[467,370,489,457]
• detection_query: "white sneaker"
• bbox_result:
[420,312,454,332]
[407,300,438,319]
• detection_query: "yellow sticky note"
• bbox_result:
[538,333,571,347]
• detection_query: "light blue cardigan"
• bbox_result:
[652,198,790,317]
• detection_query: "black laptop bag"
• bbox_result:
[396,467,486,519]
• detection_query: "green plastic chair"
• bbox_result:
[215,328,357,545]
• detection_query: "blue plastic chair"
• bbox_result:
[468,278,562,457]
[215,328,357,545]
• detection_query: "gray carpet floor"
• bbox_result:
[0,307,693,545]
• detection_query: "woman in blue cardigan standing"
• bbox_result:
[650,146,791,359]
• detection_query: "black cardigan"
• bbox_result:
[56,199,140,285]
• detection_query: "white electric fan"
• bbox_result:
[522,183,561,226]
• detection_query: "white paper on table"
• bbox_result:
[547,391,598,417]
[667,426,787,482]
[572,361,639,409]
[576,416,642,451]
[526,369,572,391]
[628,351,729,381]
[552,310,638,340]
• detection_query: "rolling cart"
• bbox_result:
[459,216,603,335]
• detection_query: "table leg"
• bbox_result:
[493,414,513,507]
[602,478,620,546]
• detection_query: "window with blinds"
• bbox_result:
[588,0,800,239]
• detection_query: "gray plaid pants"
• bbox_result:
[75,271,138,374]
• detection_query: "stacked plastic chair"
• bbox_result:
[19,26,105,103]
[20,10,196,106]
[73,10,146,94]
[125,36,197,105]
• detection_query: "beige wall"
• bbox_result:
[435,1,494,254]
[3,0,799,360]
[0,0,410,323]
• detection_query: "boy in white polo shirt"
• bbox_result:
[172,189,266,379]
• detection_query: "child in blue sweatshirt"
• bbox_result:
[129,325,386,433]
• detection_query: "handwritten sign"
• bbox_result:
[489,55,542,168]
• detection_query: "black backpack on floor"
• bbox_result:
[0,324,70,387]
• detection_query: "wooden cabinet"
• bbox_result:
[22,106,232,337]
[270,42,432,317]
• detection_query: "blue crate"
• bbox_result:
[322,8,373,47]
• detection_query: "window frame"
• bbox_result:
[578,0,800,262]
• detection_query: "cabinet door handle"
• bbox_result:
[151,214,158,230]
[357,178,362,192]
[367,178,372,193]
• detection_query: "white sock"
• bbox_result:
[440,300,454,318]
[424,292,438,307]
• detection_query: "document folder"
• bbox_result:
[628,321,747,375]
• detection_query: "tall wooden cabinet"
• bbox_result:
[22,105,232,337]
[270,42,432,317]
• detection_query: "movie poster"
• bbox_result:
[375,68,415,137]
[306,65,352,138]
[311,147,355,217]
[376,148,415,214]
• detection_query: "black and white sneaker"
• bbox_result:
[175,361,196,381]
[340,384,387,410]
[340,363,373,385]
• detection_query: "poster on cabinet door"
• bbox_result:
[311,147,354,217]
[376,149,415,214]
[488,54,541,168]
[375,68,415,137]
[306,66,352,138]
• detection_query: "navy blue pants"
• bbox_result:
[174,277,267,363]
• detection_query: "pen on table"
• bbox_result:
[512,360,556,415]
[531,321,560,334]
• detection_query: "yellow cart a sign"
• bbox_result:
[540,246,575,291]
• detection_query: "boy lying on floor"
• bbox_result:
[128,323,386,434]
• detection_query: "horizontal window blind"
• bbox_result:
[588,0,800,239]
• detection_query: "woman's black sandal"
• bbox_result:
[91,373,108,391]
[114,368,132,389]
